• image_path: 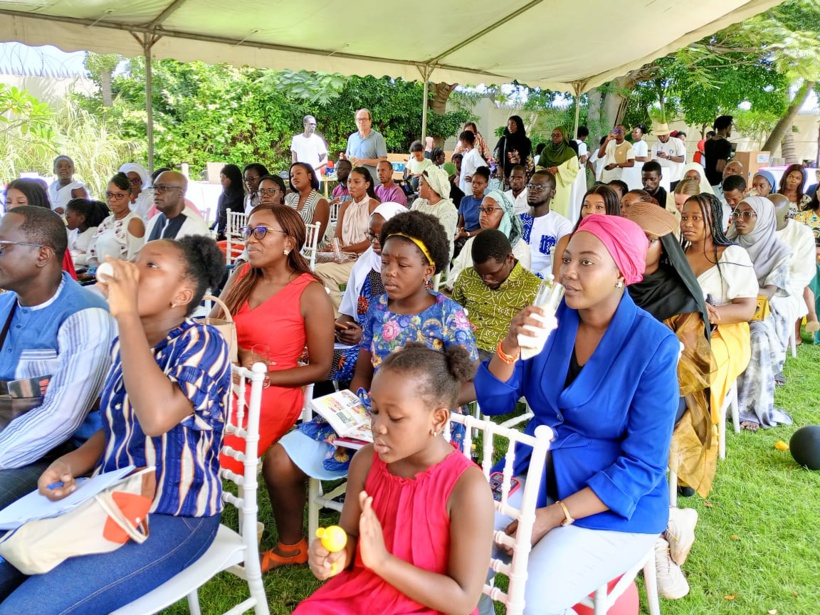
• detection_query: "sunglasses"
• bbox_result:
[240,225,288,241]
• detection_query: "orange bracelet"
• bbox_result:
[496,340,519,365]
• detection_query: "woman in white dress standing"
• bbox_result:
[622,124,649,190]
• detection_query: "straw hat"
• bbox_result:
[654,123,672,137]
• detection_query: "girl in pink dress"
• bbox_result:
[294,343,494,615]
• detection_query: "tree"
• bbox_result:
[84,52,124,107]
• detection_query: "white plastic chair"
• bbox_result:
[449,413,553,615]
[113,363,269,615]
[329,201,340,225]
[299,392,349,541]
[719,379,740,460]
[788,329,797,358]
[302,222,321,271]
[575,547,660,615]
[225,211,247,266]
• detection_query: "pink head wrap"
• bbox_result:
[576,214,649,285]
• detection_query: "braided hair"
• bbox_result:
[682,193,734,281]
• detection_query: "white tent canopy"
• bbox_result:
[0,0,783,165]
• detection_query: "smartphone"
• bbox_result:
[489,471,521,503]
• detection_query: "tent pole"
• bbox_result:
[421,66,430,143]
[572,85,581,138]
[144,34,154,173]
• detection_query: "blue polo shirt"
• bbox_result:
[346,129,388,184]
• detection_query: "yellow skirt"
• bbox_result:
[709,322,751,424]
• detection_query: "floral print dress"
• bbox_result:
[299,291,478,472]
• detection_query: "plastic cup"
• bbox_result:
[518,277,564,360]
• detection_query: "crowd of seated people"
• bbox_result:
[1,124,818,614]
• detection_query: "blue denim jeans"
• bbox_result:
[0,513,220,614]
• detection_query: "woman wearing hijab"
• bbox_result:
[447,189,528,289]
[726,196,793,430]
[410,165,459,261]
[331,202,406,383]
[476,214,680,613]
[215,164,245,240]
[681,163,715,196]
[626,204,716,495]
[751,170,776,197]
[493,115,534,183]
[118,162,153,222]
[537,126,580,219]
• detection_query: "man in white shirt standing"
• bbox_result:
[145,171,210,241]
[458,130,488,195]
[291,115,328,175]
[650,123,686,191]
[505,165,529,215]
[519,170,573,277]
[597,125,635,184]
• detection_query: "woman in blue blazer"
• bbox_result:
[476,214,680,614]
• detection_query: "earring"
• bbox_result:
[284,249,290,256]
[615,281,624,289]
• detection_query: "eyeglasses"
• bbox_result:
[733,210,757,221]
[479,207,502,215]
[259,188,281,196]
[153,184,183,194]
[366,231,380,241]
[129,177,142,185]
[355,117,371,123]
[0,240,45,255]
[240,225,288,241]
[243,176,260,184]
[106,191,129,201]
[526,183,549,192]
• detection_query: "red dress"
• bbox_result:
[220,272,315,473]
[294,450,479,615]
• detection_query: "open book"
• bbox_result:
[309,389,372,443]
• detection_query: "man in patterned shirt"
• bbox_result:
[452,229,541,361]
[0,207,114,508]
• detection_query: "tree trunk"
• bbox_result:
[428,82,457,146]
[781,132,797,165]
[587,87,604,132]
[100,69,113,107]
[762,80,815,154]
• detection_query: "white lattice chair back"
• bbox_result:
[329,201,340,224]
[112,363,270,615]
[225,211,247,265]
[449,414,553,615]
[303,222,322,271]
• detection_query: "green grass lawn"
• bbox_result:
[165,335,820,615]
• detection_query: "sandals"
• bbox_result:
[260,538,309,573]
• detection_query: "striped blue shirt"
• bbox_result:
[0,273,113,469]
[98,320,230,517]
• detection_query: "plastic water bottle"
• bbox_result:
[518,277,564,361]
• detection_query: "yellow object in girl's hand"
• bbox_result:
[316,526,347,575]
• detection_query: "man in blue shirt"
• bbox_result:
[0,207,114,508]
[345,108,388,186]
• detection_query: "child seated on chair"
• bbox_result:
[294,343,494,614]
[0,237,230,614]
[264,211,478,573]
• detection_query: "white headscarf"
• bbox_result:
[118,163,152,189]
[338,202,406,319]
[681,163,714,196]
[366,202,407,271]
[726,196,792,283]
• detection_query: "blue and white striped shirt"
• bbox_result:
[0,273,114,469]
[98,320,230,517]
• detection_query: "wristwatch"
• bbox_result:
[557,500,575,526]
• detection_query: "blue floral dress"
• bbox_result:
[296,291,478,473]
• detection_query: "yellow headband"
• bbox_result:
[386,232,433,265]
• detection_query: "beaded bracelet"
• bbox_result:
[496,340,519,365]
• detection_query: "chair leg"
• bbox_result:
[248,563,271,615]
[643,550,661,615]
[730,385,740,434]
[789,331,797,358]
[186,590,201,615]
[593,585,608,615]
[308,478,322,541]
[719,399,727,461]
